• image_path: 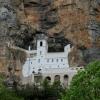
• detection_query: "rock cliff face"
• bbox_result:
[0,0,100,67]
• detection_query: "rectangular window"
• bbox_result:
[40,41,43,46]
[61,59,63,62]
[40,51,42,55]
[38,59,40,63]
[56,59,58,62]
[47,59,49,62]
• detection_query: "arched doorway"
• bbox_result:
[34,75,42,84]
[45,76,51,81]
[54,75,60,82]
[45,76,51,83]
[63,75,69,87]
[64,75,68,80]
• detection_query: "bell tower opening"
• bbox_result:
[40,41,43,46]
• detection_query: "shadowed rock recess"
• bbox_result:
[0,0,100,68]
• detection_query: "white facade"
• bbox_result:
[22,37,71,78]
[22,35,84,85]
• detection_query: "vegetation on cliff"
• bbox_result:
[0,74,23,100]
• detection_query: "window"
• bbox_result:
[61,59,63,62]
[56,59,58,62]
[40,41,43,46]
[47,59,49,62]
[52,59,54,62]
[40,51,42,55]
[38,59,40,63]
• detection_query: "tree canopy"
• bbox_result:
[17,79,65,100]
[61,61,100,100]
[0,74,23,100]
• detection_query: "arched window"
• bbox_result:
[40,41,43,46]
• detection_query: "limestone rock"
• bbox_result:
[0,0,100,66]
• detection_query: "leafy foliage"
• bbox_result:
[0,74,65,100]
[61,61,100,100]
[17,80,65,100]
[0,74,23,100]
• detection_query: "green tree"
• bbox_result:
[61,61,100,100]
[17,79,65,100]
[0,74,23,100]
[41,79,65,100]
